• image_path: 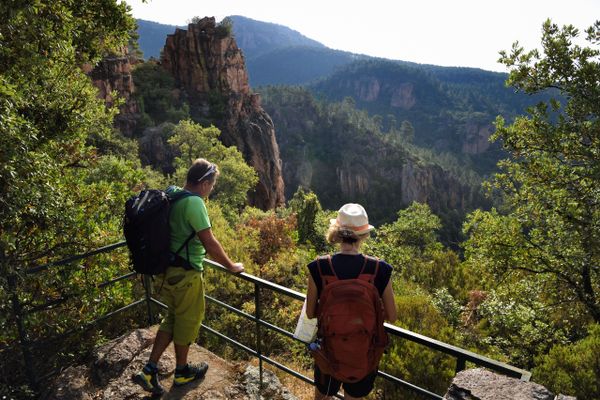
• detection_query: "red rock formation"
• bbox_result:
[86,50,140,136]
[161,17,285,209]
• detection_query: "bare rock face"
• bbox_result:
[401,158,469,211]
[86,50,140,136]
[92,328,154,387]
[337,166,370,197]
[44,327,292,400]
[444,368,576,400]
[462,121,494,155]
[138,123,179,174]
[354,77,381,102]
[390,82,416,109]
[161,17,285,209]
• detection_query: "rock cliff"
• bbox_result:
[161,17,285,209]
[86,50,140,136]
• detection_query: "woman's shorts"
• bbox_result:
[155,267,205,346]
[314,364,378,398]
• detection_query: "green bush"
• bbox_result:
[533,324,600,400]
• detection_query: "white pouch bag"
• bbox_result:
[293,300,318,343]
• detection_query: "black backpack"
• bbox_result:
[123,188,199,275]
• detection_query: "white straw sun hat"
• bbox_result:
[330,203,375,235]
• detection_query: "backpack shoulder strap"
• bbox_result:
[358,255,379,285]
[316,255,337,287]
[167,187,201,257]
[167,188,200,203]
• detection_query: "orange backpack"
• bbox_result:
[311,255,389,383]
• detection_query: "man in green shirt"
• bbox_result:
[134,158,244,394]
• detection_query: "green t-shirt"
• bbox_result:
[167,187,211,271]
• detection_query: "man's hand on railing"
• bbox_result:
[227,262,244,274]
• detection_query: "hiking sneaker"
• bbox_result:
[173,362,209,386]
[133,368,165,395]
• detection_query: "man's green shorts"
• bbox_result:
[155,267,205,346]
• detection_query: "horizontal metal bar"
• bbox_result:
[384,324,530,380]
[378,370,443,400]
[204,256,530,381]
[260,356,344,399]
[13,239,530,397]
[26,299,145,349]
[205,295,300,341]
[204,259,306,301]
[97,271,136,289]
[257,319,295,340]
[149,297,168,309]
[205,257,530,381]
[205,295,255,320]
[24,296,70,315]
[203,323,343,399]
[201,324,257,356]
[25,241,127,274]
[23,272,137,316]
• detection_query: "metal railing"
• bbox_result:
[5,241,530,399]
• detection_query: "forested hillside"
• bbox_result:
[136,16,551,177]
[1,4,598,399]
[259,85,487,242]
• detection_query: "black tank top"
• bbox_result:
[307,253,393,297]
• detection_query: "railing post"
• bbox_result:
[142,275,155,325]
[254,283,263,391]
[455,357,466,374]
[8,273,37,391]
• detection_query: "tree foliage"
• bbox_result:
[0,0,137,267]
[0,1,143,394]
[132,61,190,130]
[366,202,465,297]
[465,20,600,323]
[533,324,600,400]
[167,120,258,218]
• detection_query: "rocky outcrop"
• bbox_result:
[337,166,370,198]
[444,368,576,400]
[86,50,140,136]
[44,328,296,400]
[390,82,416,109]
[354,77,381,102]
[401,158,469,211]
[351,78,416,109]
[462,121,494,154]
[241,366,297,400]
[138,123,179,174]
[161,17,285,209]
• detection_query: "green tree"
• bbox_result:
[167,120,258,218]
[0,0,136,267]
[0,1,140,394]
[533,324,600,400]
[288,187,328,251]
[367,202,464,296]
[132,61,190,129]
[464,19,600,323]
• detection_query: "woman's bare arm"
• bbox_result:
[306,273,318,319]
[382,280,398,323]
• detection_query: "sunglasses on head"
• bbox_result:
[197,163,216,182]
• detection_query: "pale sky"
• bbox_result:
[125,0,600,72]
